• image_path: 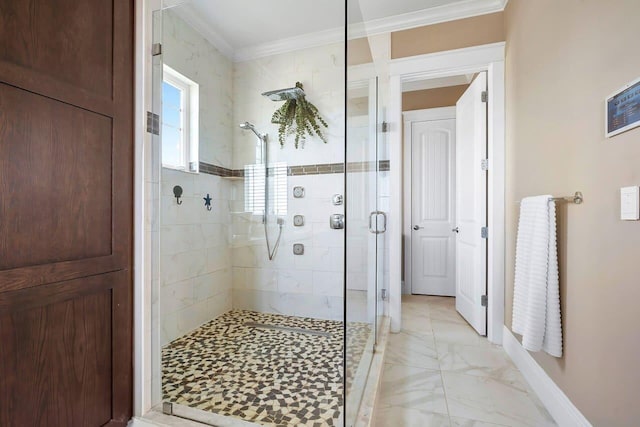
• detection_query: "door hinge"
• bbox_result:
[146,111,160,135]
[381,288,388,301]
[481,90,488,103]
[481,295,488,307]
[381,122,389,133]
[162,402,173,415]
[152,43,162,56]
[481,158,489,171]
[481,226,488,239]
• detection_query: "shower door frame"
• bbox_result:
[133,0,162,417]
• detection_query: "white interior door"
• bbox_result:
[411,119,456,296]
[455,72,488,335]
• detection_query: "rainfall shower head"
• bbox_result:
[261,86,305,101]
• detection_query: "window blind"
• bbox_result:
[244,162,288,216]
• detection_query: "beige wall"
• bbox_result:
[402,84,469,111]
[505,1,640,425]
[348,37,373,66]
[391,12,504,59]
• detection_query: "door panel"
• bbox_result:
[421,237,448,277]
[0,0,134,425]
[0,0,114,102]
[411,119,456,296]
[0,275,113,426]
[455,73,487,336]
[0,83,113,270]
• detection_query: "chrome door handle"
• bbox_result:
[413,225,423,231]
[378,211,387,233]
[452,227,459,233]
[369,212,376,234]
[370,211,387,234]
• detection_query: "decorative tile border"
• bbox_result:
[199,162,244,178]
[200,161,389,178]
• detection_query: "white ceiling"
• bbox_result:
[174,0,484,50]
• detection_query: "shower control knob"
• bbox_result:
[293,243,305,255]
[293,215,305,226]
[330,214,345,229]
[293,186,305,198]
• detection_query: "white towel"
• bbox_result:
[512,195,563,357]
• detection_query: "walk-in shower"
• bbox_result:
[239,121,283,260]
[149,1,388,426]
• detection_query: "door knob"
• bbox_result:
[452,227,459,233]
[413,225,422,231]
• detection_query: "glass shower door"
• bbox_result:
[345,74,381,425]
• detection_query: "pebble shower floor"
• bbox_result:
[162,310,370,426]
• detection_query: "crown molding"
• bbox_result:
[234,27,344,62]
[176,0,507,63]
[349,0,506,39]
[170,5,235,60]
[235,0,506,62]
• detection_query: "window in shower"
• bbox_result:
[244,162,288,215]
[161,64,199,172]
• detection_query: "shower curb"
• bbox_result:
[353,317,390,427]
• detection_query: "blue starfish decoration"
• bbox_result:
[203,193,212,211]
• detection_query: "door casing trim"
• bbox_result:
[388,42,505,344]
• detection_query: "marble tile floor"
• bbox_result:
[162,310,371,427]
[374,295,556,427]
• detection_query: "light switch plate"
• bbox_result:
[620,186,639,220]
[293,215,305,226]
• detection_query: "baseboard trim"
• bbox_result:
[502,326,592,427]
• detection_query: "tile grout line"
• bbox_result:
[428,302,454,427]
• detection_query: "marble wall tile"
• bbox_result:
[163,10,233,169]
[232,289,343,321]
[232,43,345,170]
[160,171,233,344]
[230,165,345,318]
[277,269,313,294]
[312,271,344,297]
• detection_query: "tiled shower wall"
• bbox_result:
[231,43,346,319]
[159,10,233,345]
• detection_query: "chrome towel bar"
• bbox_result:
[516,191,584,204]
[549,191,583,204]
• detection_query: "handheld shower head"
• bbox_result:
[239,122,265,141]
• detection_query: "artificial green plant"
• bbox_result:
[270,82,328,149]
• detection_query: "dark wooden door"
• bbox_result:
[0,1,134,425]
